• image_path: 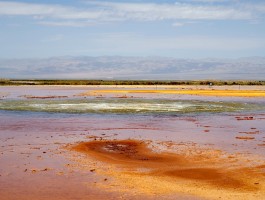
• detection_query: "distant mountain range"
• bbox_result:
[0,56,265,80]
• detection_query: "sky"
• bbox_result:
[0,0,265,59]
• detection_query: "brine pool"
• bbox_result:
[0,98,265,115]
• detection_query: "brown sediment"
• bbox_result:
[88,127,161,131]
[70,139,265,199]
[235,136,255,140]
[256,165,265,168]
[114,95,130,98]
[72,140,187,167]
[20,95,68,99]
[235,116,254,120]
[239,131,260,135]
[151,167,246,190]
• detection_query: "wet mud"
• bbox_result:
[71,139,265,199]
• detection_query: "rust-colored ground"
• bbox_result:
[70,139,265,200]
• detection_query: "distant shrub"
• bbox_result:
[0,79,264,86]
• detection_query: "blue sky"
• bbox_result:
[0,0,265,59]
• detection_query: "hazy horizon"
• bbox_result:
[1,56,265,80]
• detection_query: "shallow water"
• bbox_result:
[1,98,265,115]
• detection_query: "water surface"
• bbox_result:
[0,98,264,115]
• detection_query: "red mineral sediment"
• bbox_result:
[70,139,263,198]
[235,136,255,140]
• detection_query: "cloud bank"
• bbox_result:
[0,1,264,26]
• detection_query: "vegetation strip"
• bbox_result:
[1,79,265,86]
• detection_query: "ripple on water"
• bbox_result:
[0,98,264,114]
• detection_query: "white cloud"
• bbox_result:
[172,22,184,27]
[0,0,261,26]
[241,3,265,12]
[38,21,95,27]
[90,1,253,20]
[184,0,230,3]
[0,1,103,19]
